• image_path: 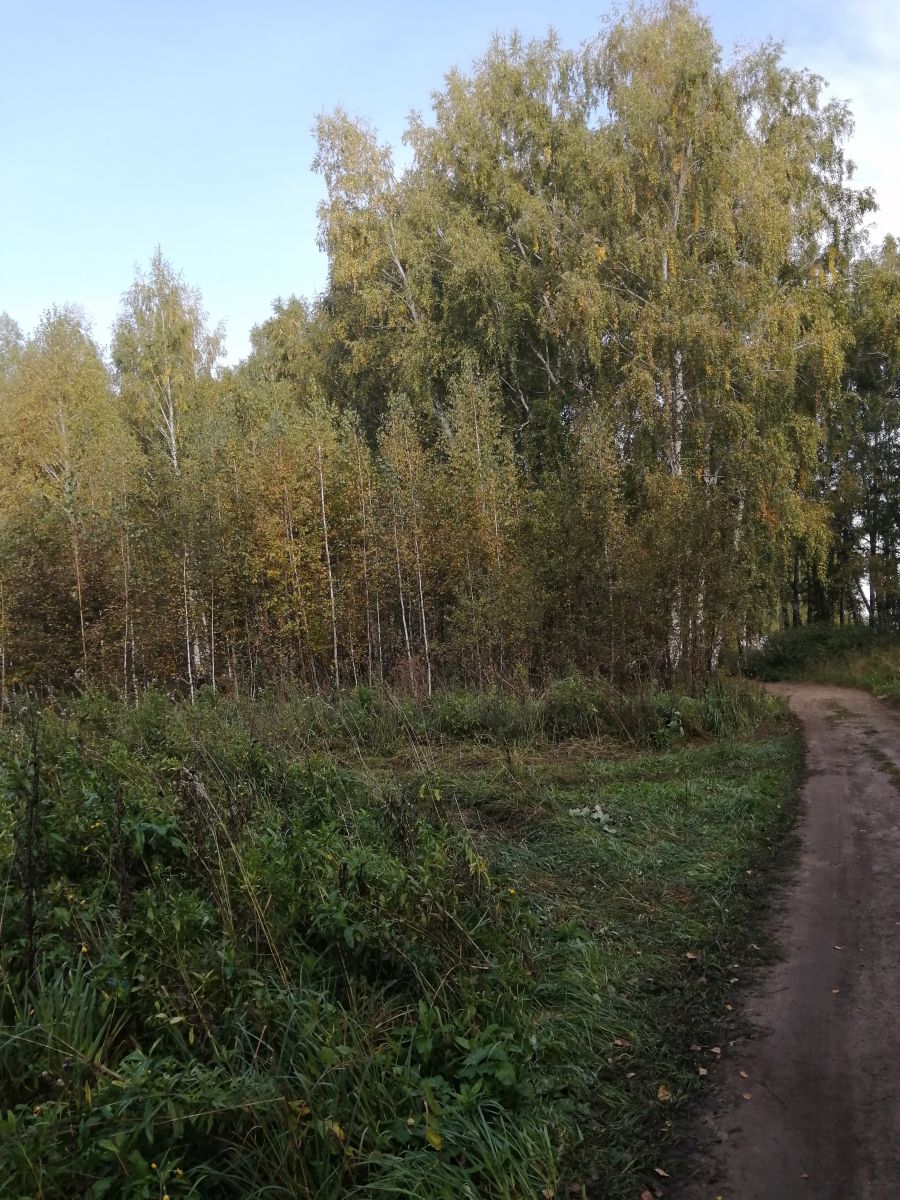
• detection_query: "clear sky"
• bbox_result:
[2,0,898,362]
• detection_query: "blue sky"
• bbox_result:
[2,0,898,362]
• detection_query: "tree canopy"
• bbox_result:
[1,2,896,698]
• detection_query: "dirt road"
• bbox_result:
[679,683,900,1200]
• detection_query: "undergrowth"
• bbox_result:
[0,680,799,1199]
[742,625,900,702]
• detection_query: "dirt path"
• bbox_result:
[678,683,900,1200]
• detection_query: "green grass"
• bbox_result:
[0,682,800,1199]
[742,624,900,703]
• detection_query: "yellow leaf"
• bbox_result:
[657,1084,672,1102]
[426,1126,443,1151]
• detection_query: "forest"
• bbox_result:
[1,4,900,1199]
[1,3,898,704]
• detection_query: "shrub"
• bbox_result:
[742,624,898,683]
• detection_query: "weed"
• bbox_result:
[0,683,799,1199]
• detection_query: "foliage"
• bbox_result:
[1,3,891,696]
[742,624,900,701]
[0,684,798,1199]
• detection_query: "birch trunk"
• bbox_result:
[0,578,6,725]
[317,443,340,689]
[393,506,413,677]
[183,544,195,703]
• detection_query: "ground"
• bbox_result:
[675,683,900,1200]
[0,683,799,1199]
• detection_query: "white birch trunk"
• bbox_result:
[317,443,340,690]
[183,544,195,703]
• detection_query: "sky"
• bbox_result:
[2,0,898,363]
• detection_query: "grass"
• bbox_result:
[742,624,900,703]
[0,680,800,1199]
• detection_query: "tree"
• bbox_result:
[838,239,900,628]
[0,309,131,685]
[112,249,224,698]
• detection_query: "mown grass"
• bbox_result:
[742,624,900,703]
[0,681,800,1199]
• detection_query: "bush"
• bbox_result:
[742,624,898,683]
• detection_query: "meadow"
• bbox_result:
[0,680,799,1199]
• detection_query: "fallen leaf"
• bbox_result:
[742,1092,752,1100]
[327,1120,346,1142]
[654,1167,670,1178]
[739,1071,749,1079]
[832,988,840,994]
[641,1192,654,1200]
[657,1084,672,1103]
[689,1043,702,1052]
[698,1067,708,1076]
[834,945,844,950]
[614,1037,633,1048]
[724,1003,733,1011]
[425,1126,443,1151]
[685,952,698,960]
[710,1046,722,1056]
[626,1071,636,1078]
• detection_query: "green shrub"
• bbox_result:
[742,624,899,693]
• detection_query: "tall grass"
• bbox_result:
[742,625,900,702]
[0,681,797,1199]
[205,674,782,756]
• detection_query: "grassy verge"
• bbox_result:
[742,625,900,703]
[0,682,800,1199]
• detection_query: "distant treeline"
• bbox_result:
[1,1,898,698]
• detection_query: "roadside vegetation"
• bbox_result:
[0,681,799,1200]
[2,0,896,1194]
[743,626,900,704]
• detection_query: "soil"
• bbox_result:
[676,683,900,1200]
